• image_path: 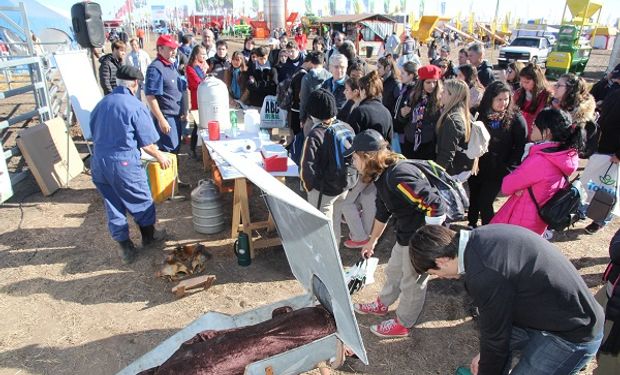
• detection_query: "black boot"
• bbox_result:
[117,239,137,264]
[139,225,167,247]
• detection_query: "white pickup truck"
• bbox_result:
[498,36,553,67]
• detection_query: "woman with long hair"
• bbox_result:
[467,81,527,228]
[185,45,208,158]
[377,54,402,118]
[456,64,484,109]
[223,51,249,105]
[435,79,472,177]
[551,73,597,132]
[349,129,446,338]
[347,70,393,141]
[491,108,584,235]
[505,61,524,92]
[513,63,551,139]
[403,65,442,160]
[551,74,602,234]
[393,62,419,150]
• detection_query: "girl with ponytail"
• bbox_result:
[491,108,584,235]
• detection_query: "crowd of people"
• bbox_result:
[89,27,620,374]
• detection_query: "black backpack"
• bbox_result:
[389,160,469,222]
[527,175,582,231]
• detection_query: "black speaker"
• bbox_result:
[71,2,105,48]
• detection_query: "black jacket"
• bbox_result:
[374,160,446,245]
[596,86,620,158]
[476,112,527,178]
[477,60,495,88]
[321,77,347,110]
[463,225,604,375]
[382,73,402,118]
[99,54,122,95]
[435,110,474,175]
[207,55,231,82]
[347,98,393,141]
[300,121,355,196]
[247,65,277,107]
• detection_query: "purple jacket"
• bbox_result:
[491,142,579,234]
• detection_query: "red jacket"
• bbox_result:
[186,62,208,110]
[295,34,307,51]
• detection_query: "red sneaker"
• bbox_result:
[353,298,388,316]
[370,318,409,338]
[344,238,369,249]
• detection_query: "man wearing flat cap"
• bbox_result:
[90,65,170,264]
[145,34,187,154]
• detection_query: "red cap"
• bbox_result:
[156,34,179,48]
[418,65,443,81]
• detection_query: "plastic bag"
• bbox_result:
[260,95,287,128]
[344,257,379,295]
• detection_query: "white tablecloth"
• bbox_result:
[201,129,298,180]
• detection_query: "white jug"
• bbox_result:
[244,109,261,135]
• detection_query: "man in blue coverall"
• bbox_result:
[90,66,171,264]
[145,34,187,155]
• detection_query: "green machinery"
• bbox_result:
[545,0,602,79]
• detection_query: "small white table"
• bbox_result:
[201,130,298,258]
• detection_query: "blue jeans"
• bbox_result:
[505,326,603,375]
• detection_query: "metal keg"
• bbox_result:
[191,179,225,234]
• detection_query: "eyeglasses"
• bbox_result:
[554,83,567,88]
[506,69,513,73]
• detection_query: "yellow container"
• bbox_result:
[143,152,177,203]
[546,51,572,70]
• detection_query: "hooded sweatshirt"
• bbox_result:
[491,142,579,234]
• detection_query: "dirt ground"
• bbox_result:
[0,35,617,375]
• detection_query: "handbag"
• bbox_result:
[587,163,618,222]
[528,174,582,231]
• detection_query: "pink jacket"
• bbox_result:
[490,142,579,234]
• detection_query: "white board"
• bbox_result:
[0,147,12,203]
[53,50,103,140]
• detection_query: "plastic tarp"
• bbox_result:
[0,0,72,39]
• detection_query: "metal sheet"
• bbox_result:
[209,143,368,364]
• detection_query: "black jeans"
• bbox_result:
[467,173,503,226]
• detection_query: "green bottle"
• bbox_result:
[230,110,238,138]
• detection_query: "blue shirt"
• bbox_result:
[90,86,159,159]
[145,58,183,116]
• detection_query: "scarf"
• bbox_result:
[411,94,429,150]
[192,64,206,80]
[231,67,242,99]
[486,110,506,130]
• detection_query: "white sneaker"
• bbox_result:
[543,229,554,241]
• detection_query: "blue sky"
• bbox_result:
[45,0,620,25]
